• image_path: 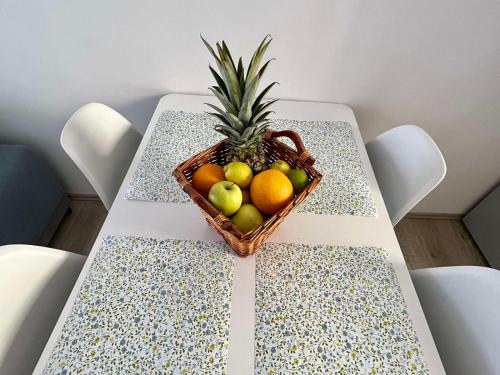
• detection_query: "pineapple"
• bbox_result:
[201,35,278,172]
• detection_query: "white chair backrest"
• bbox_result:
[366,125,446,225]
[61,103,141,210]
[411,266,500,375]
[0,245,85,375]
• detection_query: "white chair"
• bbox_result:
[365,125,446,226]
[0,245,86,375]
[61,103,142,210]
[411,266,500,375]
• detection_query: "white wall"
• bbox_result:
[1,0,499,214]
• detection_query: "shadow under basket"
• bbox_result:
[173,129,322,257]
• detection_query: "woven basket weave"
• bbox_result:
[173,128,322,257]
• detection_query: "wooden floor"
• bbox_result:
[49,199,107,257]
[49,199,488,269]
[394,218,488,269]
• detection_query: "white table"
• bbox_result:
[35,94,445,374]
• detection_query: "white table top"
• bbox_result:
[35,94,445,374]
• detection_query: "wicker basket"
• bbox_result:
[173,128,322,257]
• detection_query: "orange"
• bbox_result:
[250,169,293,215]
[192,163,225,197]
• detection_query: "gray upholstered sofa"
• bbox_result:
[0,145,69,246]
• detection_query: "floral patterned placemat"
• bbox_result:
[125,110,377,217]
[43,235,235,374]
[255,243,428,374]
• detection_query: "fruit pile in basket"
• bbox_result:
[192,160,310,233]
[172,35,322,256]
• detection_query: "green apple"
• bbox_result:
[224,161,253,188]
[231,204,264,233]
[287,168,309,194]
[271,159,291,175]
[208,181,242,216]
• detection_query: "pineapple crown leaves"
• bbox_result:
[201,35,279,145]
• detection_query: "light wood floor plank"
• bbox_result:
[395,218,488,269]
[49,200,107,256]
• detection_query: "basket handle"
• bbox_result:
[265,129,316,165]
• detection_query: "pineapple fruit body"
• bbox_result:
[226,144,268,173]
